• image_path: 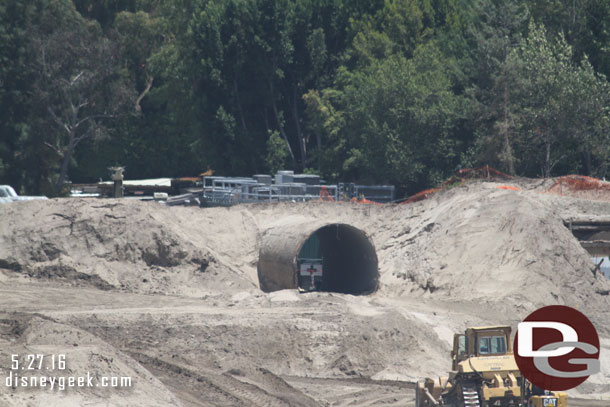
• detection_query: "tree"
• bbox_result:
[469,0,529,174]
[568,60,610,176]
[509,22,610,177]
[0,1,39,192]
[180,0,380,174]
[32,14,135,192]
[265,130,290,173]
[3,0,609,195]
[525,0,610,78]
[305,42,466,193]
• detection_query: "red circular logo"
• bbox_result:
[514,305,600,391]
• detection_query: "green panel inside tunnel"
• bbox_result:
[297,224,378,294]
[298,234,322,260]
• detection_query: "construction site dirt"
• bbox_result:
[1,179,609,406]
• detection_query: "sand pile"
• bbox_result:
[0,313,182,406]
[1,183,608,309]
[376,184,610,310]
[0,181,609,405]
[0,199,256,297]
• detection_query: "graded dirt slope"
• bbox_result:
[0,181,608,406]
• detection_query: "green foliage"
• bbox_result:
[0,1,40,192]
[306,41,466,193]
[468,0,529,174]
[1,0,610,196]
[72,0,136,28]
[507,22,610,177]
[525,0,610,77]
[265,130,290,174]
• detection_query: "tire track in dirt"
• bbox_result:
[129,351,320,407]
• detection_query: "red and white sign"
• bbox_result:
[299,264,322,277]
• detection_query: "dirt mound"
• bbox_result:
[377,184,610,310]
[0,199,254,296]
[1,182,610,404]
[0,313,182,407]
[2,184,608,309]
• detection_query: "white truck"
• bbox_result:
[0,185,48,204]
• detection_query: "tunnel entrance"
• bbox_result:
[296,225,378,294]
[565,218,610,278]
[257,221,378,294]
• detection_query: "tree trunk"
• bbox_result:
[56,144,73,191]
[316,132,322,172]
[268,78,296,167]
[502,82,515,175]
[264,106,270,133]
[292,84,305,171]
[583,150,592,175]
[55,127,79,192]
[544,139,551,178]
[234,78,248,134]
[135,76,153,112]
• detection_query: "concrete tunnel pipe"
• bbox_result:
[257,220,379,294]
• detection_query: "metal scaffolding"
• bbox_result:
[200,171,394,207]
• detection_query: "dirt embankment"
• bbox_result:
[0,182,609,406]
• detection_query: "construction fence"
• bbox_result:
[200,175,395,207]
[173,166,610,208]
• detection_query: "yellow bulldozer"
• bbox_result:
[415,326,567,407]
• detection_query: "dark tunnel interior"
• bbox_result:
[297,224,378,295]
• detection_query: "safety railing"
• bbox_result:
[200,176,394,206]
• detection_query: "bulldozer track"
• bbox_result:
[461,382,480,407]
[128,351,315,407]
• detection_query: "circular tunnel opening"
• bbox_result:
[257,222,378,295]
[297,224,378,294]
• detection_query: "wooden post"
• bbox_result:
[109,166,125,198]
